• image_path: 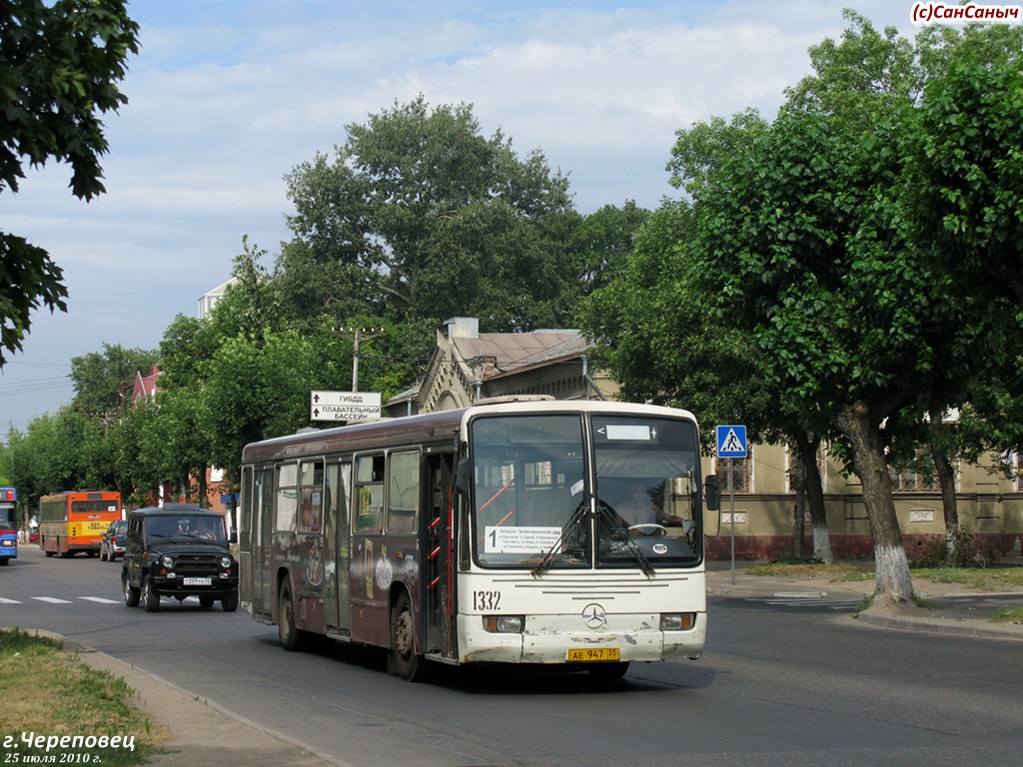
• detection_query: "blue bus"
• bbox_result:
[0,487,17,565]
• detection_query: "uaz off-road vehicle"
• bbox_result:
[121,503,238,612]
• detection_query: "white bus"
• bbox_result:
[239,398,720,681]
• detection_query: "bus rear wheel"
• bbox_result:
[390,592,429,682]
[278,581,306,651]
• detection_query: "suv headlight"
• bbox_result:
[160,554,174,569]
[220,556,232,569]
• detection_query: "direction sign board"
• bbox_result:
[716,425,748,458]
[310,391,382,422]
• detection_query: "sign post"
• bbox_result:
[310,391,382,422]
[716,425,748,585]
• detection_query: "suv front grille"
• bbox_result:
[172,553,222,574]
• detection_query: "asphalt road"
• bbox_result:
[3,546,1023,767]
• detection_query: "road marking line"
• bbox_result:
[32,597,73,604]
[0,597,22,604]
[79,597,120,604]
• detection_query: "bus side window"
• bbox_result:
[355,455,384,533]
[299,459,324,532]
[276,463,298,532]
[387,451,419,535]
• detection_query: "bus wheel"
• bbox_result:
[123,574,140,607]
[390,592,428,682]
[278,582,306,651]
[141,575,160,612]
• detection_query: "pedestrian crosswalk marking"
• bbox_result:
[756,597,862,610]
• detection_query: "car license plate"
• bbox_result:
[183,577,212,586]
[567,647,620,662]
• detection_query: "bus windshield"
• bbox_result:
[470,412,702,569]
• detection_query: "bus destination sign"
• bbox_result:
[310,391,382,422]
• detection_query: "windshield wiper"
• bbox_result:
[531,499,590,578]
[596,502,655,577]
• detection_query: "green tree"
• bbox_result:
[0,0,139,364]
[279,95,580,332]
[70,343,158,417]
[202,329,323,482]
[778,12,1023,566]
[572,201,650,294]
[691,102,1014,600]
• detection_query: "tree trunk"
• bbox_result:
[928,411,962,566]
[790,447,806,559]
[795,432,833,564]
[834,401,913,601]
[794,490,806,559]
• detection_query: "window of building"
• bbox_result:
[888,448,956,492]
[715,448,753,493]
[786,442,827,494]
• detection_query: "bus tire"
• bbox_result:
[141,575,160,612]
[123,574,140,607]
[278,581,306,651]
[390,591,428,682]
[221,590,239,612]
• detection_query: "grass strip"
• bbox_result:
[0,628,159,766]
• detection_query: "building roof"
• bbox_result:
[452,330,584,376]
[131,365,163,404]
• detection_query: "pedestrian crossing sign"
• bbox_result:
[716,425,747,458]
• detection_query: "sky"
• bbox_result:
[1,0,919,432]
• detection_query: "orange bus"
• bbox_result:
[38,490,122,557]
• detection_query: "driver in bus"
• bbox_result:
[613,482,683,535]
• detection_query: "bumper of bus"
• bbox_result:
[456,612,706,665]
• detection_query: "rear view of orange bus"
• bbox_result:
[38,490,122,558]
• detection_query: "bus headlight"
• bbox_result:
[660,613,696,631]
[483,615,524,633]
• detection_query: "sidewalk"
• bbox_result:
[706,561,1023,641]
[54,566,1022,766]
[51,637,347,767]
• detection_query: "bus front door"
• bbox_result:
[423,454,454,659]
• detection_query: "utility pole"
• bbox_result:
[329,327,383,392]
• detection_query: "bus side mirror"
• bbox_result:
[704,475,720,511]
[455,458,471,494]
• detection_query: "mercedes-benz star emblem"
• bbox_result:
[582,603,607,629]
